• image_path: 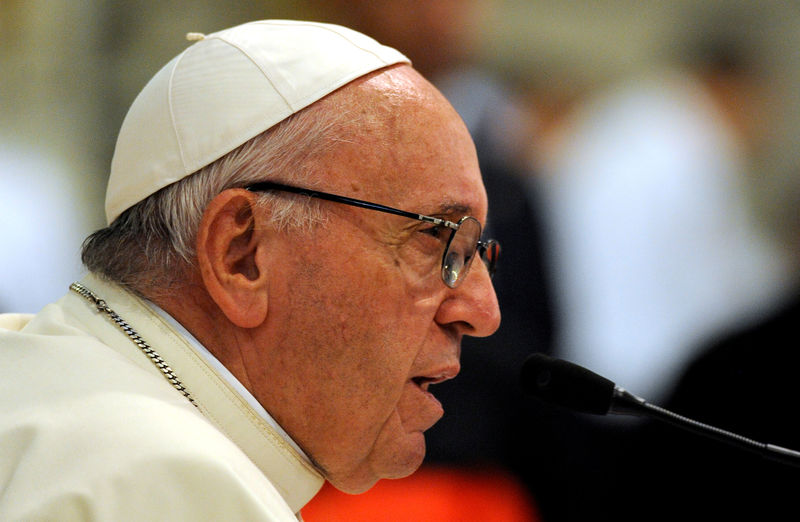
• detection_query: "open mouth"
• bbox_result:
[412,375,447,392]
[407,375,448,429]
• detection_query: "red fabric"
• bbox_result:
[302,466,540,521]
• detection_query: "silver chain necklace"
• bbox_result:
[70,281,197,408]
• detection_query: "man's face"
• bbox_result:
[249,66,501,493]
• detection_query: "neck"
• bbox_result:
[151,283,255,392]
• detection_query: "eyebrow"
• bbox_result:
[433,202,472,216]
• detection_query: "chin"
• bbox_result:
[325,435,426,495]
[328,414,434,493]
[384,430,428,480]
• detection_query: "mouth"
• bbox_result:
[409,374,451,419]
[411,374,449,393]
[402,377,444,432]
[403,362,459,430]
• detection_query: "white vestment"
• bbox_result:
[0,273,324,521]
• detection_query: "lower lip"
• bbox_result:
[415,383,444,423]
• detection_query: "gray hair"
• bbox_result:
[82,95,352,298]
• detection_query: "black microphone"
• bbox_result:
[520,353,800,468]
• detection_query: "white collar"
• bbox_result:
[147,301,312,465]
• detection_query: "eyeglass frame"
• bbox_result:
[244,180,499,288]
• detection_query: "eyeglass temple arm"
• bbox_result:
[246,181,460,229]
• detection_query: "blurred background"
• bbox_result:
[3,1,800,520]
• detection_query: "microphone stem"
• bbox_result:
[520,355,800,468]
[636,399,800,468]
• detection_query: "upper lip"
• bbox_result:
[412,366,459,392]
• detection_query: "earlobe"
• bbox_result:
[196,189,269,328]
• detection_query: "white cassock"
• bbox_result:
[0,273,324,521]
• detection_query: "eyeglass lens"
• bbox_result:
[442,217,483,288]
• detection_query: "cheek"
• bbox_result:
[396,241,443,295]
[316,292,436,463]
[292,270,414,423]
[284,230,444,482]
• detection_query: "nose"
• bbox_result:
[434,261,501,337]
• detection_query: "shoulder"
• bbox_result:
[2,389,298,521]
[666,293,800,436]
[682,293,800,385]
[1,332,298,521]
[0,313,33,331]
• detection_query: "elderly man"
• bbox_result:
[0,20,500,520]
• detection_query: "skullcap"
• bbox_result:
[105,20,409,224]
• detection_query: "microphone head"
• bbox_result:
[520,353,616,415]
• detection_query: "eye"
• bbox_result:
[420,225,447,240]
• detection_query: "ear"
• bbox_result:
[196,189,269,329]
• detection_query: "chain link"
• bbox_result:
[70,282,198,408]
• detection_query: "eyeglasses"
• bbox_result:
[245,181,499,288]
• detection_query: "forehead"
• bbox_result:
[323,66,487,221]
